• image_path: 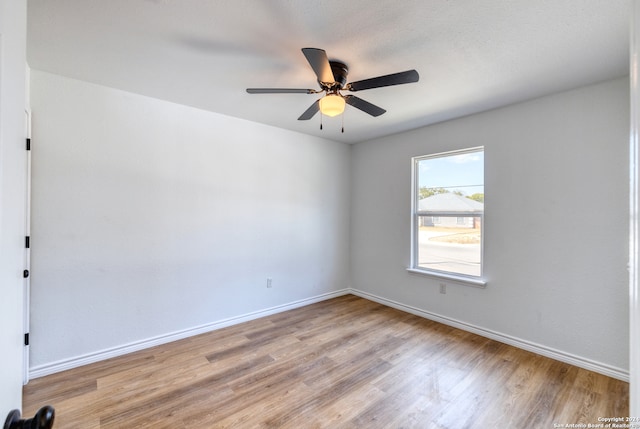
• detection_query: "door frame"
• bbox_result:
[630,0,639,416]
[23,108,31,385]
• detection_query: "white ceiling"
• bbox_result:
[27,0,630,144]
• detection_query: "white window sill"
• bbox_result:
[406,268,487,288]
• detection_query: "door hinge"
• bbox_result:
[25,236,30,249]
[24,333,29,346]
[26,138,31,151]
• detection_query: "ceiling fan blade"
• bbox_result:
[247,88,315,94]
[298,100,320,120]
[302,48,335,84]
[347,69,419,92]
[344,95,386,117]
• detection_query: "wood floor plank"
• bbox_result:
[23,294,628,428]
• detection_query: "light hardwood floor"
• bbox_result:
[23,295,628,428]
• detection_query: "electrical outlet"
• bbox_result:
[439,283,447,294]
[266,278,273,288]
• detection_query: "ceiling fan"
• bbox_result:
[246,48,419,123]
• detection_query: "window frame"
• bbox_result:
[408,147,486,287]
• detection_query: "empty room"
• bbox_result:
[1,1,638,428]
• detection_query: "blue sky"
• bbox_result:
[417,150,484,196]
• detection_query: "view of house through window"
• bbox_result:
[412,147,484,279]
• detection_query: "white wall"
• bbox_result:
[351,78,630,375]
[29,70,351,371]
[0,0,27,416]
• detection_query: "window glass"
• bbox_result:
[412,148,484,279]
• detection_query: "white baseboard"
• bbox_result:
[30,288,629,382]
[29,289,350,379]
[350,289,630,382]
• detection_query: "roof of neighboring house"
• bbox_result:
[418,193,484,212]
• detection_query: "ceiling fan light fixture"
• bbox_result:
[319,94,345,117]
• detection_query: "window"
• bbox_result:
[410,147,484,282]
